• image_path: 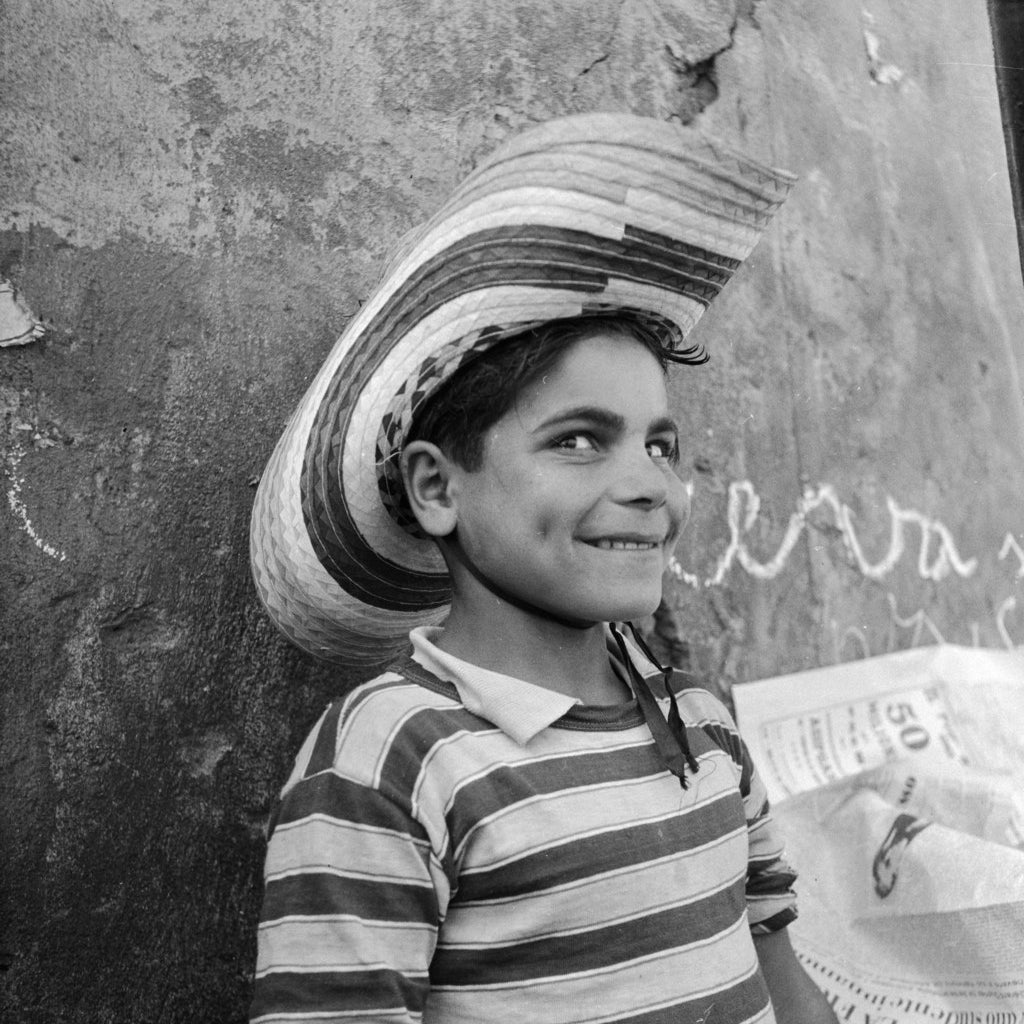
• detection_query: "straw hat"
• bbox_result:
[250,113,795,667]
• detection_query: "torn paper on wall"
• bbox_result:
[1,278,45,347]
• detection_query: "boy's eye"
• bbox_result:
[554,433,598,452]
[647,438,680,463]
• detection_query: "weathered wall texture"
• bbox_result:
[1,1,1021,1020]
[660,2,1024,686]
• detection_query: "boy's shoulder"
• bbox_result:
[660,667,739,726]
[332,652,485,730]
[283,657,496,791]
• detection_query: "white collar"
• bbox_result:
[408,624,655,745]
[410,626,578,744]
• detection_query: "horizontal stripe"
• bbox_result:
[430,876,746,985]
[266,815,431,879]
[431,964,770,1024]
[626,185,766,255]
[370,179,750,333]
[447,739,739,856]
[446,739,670,852]
[261,871,437,926]
[441,843,745,943]
[456,788,747,902]
[456,794,745,901]
[670,684,744,731]
[413,728,596,816]
[429,916,758,1019]
[751,906,798,933]
[583,969,771,1024]
[361,226,723,374]
[747,890,798,910]
[398,185,764,307]
[626,222,739,270]
[460,815,749,905]
[250,967,428,1020]
[748,902,799,932]
[420,716,653,797]
[450,153,775,235]
[256,917,434,976]
[747,865,798,896]
[273,772,429,839]
[748,842,788,866]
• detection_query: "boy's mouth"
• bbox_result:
[585,537,662,551]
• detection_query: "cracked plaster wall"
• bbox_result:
[2,1,1023,1021]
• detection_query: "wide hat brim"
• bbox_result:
[250,113,796,667]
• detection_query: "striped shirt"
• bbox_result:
[251,626,797,1024]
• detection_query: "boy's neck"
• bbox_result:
[436,597,632,706]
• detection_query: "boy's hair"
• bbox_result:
[405,315,672,472]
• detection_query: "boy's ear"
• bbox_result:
[400,440,460,539]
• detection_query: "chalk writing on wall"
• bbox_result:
[4,441,67,562]
[669,481,978,588]
[830,590,1024,660]
[999,533,1024,578]
[669,479,1024,653]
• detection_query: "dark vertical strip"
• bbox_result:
[989,0,1024,286]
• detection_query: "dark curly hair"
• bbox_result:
[405,314,693,472]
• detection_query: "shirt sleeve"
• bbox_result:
[250,701,445,1024]
[736,728,799,934]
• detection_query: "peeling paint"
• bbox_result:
[181,730,234,778]
[862,10,904,86]
[0,278,46,347]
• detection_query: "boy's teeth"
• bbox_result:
[595,539,655,550]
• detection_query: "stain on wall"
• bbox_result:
[1,0,1022,1020]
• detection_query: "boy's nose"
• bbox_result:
[606,450,692,531]
[611,450,674,509]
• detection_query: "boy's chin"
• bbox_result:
[576,589,663,625]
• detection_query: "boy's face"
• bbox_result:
[446,330,690,624]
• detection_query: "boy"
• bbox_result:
[249,114,836,1024]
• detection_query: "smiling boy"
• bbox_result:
[249,114,836,1024]
[403,322,688,696]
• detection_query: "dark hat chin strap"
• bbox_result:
[445,533,596,631]
[611,622,701,790]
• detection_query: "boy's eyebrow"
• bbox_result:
[649,414,680,436]
[534,406,679,435]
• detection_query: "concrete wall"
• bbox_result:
[1,1,1021,1020]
